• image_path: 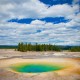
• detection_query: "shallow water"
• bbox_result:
[10,63,64,73]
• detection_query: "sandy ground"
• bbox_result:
[0,49,80,58]
[0,49,80,80]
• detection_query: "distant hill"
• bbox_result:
[59,46,72,50]
[0,45,17,49]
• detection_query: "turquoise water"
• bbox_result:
[10,63,63,73]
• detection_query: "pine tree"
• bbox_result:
[17,42,62,52]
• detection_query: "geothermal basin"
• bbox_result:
[0,58,80,80]
[10,62,65,73]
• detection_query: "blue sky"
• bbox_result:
[40,0,73,5]
[8,17,70,24]
[0,0,80,45]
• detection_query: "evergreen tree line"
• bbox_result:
[69,46,80,52]
[17,42,61,52]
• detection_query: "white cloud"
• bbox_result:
[0,17,80,45]
[43,4,74,18]
[0,0,79,22]
[31,20,46,25]
[0,0,80,45]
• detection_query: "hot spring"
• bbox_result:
[10,62,65,73]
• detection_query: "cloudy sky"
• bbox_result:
[0,0,80,45]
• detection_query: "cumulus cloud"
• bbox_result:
[0,18,80,45]
[0,0,80,45]
[0,0,79,21]
[31,20,46,25]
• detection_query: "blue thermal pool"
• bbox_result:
[10,63,64,73]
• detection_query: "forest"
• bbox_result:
[17,42,61,52]
[70,46,80,52]
[0,43,80,52]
